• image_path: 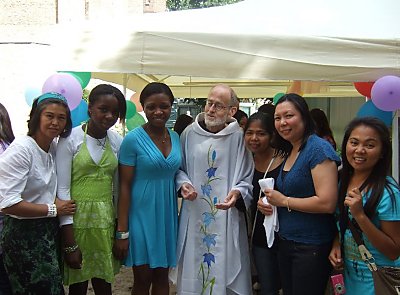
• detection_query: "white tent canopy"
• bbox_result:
[55,0,400,82]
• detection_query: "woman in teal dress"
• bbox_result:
[114,82,181,295]
[56,84,126,295]
[329,117,400,295]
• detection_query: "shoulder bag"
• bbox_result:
[348,220,400,295]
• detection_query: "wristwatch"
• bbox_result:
[115,231,129,239]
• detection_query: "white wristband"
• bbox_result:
[47,203,57,217]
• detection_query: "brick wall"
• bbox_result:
[144,0,167,13]
[0,0,167,25]
[0,0,56,25]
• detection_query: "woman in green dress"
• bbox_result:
[56,84,126,295]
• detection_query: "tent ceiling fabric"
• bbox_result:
[92,72,360,98]
[54,0,400,95]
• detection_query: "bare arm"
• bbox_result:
[266,159,338,213]
[113,164,134,260]
[346,187,400,260]
[357,217,400,261]
[2,198,76,217]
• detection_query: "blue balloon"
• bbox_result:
[71,99,89,127]
[24,86,42,106]
[356,100,393,127]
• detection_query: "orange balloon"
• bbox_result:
[130,92,143,112]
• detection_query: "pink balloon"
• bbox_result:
[42,73,83,110]
[371,75,400,111]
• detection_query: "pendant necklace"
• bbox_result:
[145,125,168,144]
[161,128,168,144]
[95,137,107,150]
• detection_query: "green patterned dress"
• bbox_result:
[63,132,120,285]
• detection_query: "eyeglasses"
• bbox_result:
[206,101,232,112]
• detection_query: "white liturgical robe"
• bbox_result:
[174,113,254,295]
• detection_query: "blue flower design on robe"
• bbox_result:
[203,253,215,268]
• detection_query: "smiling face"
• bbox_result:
[88,94,120,133]
[143,93,172,128]
[346,125,382,174]
[204,85,237,132]
[35,103,68,141]
[274,101,305,145]
[244,119,272,155]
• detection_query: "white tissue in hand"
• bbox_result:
[258,178,274,191]
[262,197,269,204]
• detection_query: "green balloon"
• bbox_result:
[59,71,91,89]
[126,113,145,131]
[273,92,285,105]
[126,100,137,119]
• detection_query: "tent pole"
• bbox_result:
[392,111,399,182]
[122,73,128,137]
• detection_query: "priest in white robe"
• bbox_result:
[174,84,254,295]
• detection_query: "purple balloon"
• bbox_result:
[42,73,83,110]
[371,75,400,111]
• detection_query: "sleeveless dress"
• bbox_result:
[63,128,120,285]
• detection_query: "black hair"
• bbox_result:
[274,93,315,153]
[0,103,15,145]
[338,117,397,224]
[258,103,275,117]
[173,114,193,136]
[140,82,174,106]
[28,97,72,138]
[88,84,127,121]
[310,108,336,150]
[233,109,248,122]
[244,111,287,157]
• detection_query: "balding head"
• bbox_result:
[208,84,239,109]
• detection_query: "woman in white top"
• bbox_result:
[57,84,126,295]
[0,102,14,295]
[0,93,76,295]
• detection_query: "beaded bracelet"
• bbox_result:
[64,244,79,254]
[47,203,57,217]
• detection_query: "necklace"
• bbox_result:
[145,125,168,144]
[96,137,107,150]
[161,128,168,144]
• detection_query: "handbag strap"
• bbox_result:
[250,157,276,244]
[348,211,378,272]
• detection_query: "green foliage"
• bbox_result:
[167,0,243,11]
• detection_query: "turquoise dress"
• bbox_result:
[119,127,181,268]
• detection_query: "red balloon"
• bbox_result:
[354,82,375,98]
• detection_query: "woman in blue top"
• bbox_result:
[114,82,181,295]
[264,93,341,295]
[329,117,400,295]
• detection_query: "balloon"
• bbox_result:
[126,113,145,131]
[356,100,392,127]
[273,92,285,105]
[126,100,137,119]
[71,99,89,127]
[42,73,83,110]
[354,82,374,98]
[371,75,400,111]
[130,93,143,112]
[59,71,91,89]
[24,86,42,106]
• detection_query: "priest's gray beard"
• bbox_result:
[204,113,228,129]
